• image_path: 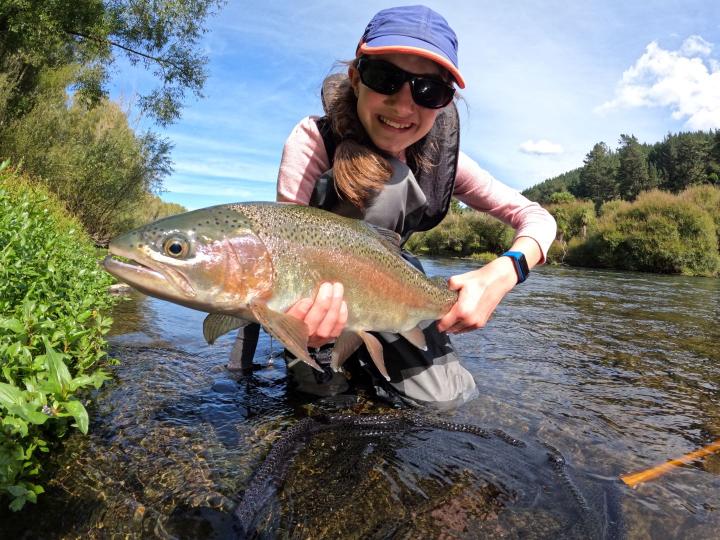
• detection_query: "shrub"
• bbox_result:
[576,190,719,275]
[679,184,720,251]
[0,166,115,510]
[406,212,514,257]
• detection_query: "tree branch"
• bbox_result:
[65,30,181,70]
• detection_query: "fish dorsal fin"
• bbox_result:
[203,314,249,345]
[249,299,322,372]
[400,326,428,351]
[430,276,450,289]
[367,224,402,255]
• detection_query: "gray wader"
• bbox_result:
[230,159,477,408]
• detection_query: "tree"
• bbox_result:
[578,142,618,208]
[617,134,653,200]
[2,65,172,243]
[673,133,711,191]
[0,0,224,125]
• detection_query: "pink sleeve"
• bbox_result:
[276,116,330,205]
[453,151,557,262]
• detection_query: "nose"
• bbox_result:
[385,82,415,113]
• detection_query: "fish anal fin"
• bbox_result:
[250,300,321,372]
[359,331,390,381]
[331,331,364,372]
[400,326,428,351]
[203,313,249,345]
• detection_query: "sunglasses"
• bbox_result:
[356,57,456,109]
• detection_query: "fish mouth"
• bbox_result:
[102,250,196,298]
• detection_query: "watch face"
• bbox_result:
[503,251,529,283]
[518,254,530,276]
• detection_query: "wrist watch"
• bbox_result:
[502,251,529,284]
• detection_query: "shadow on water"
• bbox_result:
[2,262,719,538]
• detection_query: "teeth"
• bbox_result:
[380,116,411,129]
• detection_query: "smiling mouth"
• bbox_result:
[379,115,413,129]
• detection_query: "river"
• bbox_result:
[2,260,719,539]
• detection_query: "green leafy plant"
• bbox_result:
[0,169,114,510]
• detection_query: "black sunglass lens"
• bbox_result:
[361,62,404,95]
[410,79,453,108]
[359,60,454,108]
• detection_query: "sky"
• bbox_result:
[111,1,720,210]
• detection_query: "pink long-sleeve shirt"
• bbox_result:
[276,116,556,261]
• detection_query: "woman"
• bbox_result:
[232,5,556,407]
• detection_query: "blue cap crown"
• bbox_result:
[357,5,465,88]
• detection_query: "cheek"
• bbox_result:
[356,90,378,124]
[418,110,440,135]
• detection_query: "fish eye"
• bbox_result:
[162,236,190,258]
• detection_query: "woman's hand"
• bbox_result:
[436,257,517,334]
[285,282,348,348]
[437,238,542,334]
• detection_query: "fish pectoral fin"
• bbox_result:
[331,331,364,372]
[203,314,249,345]
[358,331,390,382]
[400,326,428,351]
[249,300,322,372]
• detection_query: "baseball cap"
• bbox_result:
[356,5,465,88]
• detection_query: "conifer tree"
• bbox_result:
[617,134,653,200]
[578,142,619,209]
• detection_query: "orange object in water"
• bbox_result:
[621,439,720,488]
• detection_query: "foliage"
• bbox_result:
[0,0,225,125]
[0,167,115,510]
[617,134,655,200]
[525,130,720,207]
[568,189,720,276]
[116,192,187,232]
[522,168,582,204]
[679,184,720,251]
[578,142,619,208]
[406,211,514,257]
[0,65,172,244]
[545,199,596,264]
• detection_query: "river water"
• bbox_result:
[2,260,719,539]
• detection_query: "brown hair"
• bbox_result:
[322,59,439,209]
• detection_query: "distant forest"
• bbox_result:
[522,131,720,206]
[408,129,720,276]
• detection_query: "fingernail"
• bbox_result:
[333,282,343,298]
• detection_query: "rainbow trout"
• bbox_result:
[102,202,457,378]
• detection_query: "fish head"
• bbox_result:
[103,205,274,313]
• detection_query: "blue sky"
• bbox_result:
[111,1,720,210]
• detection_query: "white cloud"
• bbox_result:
[597,35,720,130]
[680,35,712,57]
[518,139,564,155]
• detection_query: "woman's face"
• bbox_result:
[349,53,447,157]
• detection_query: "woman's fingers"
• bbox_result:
[286,282,348,348]
[313,283,345,339]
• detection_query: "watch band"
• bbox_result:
[502,251,529,284]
